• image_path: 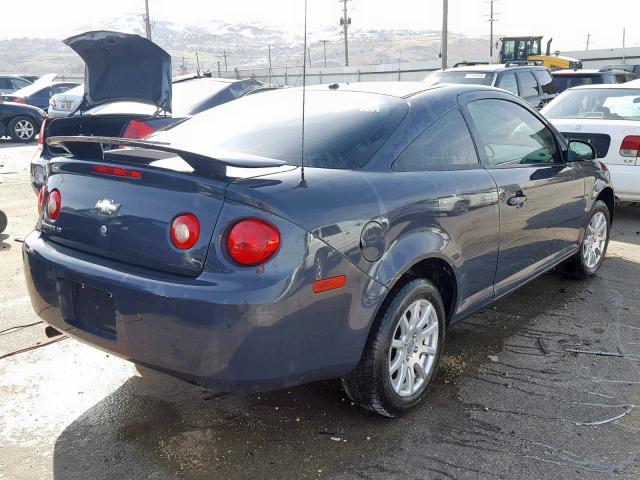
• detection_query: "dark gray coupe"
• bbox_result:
[23,82,613,417]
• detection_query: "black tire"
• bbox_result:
[562,199,610,279]
[342,278,446,417]
[0,210,7,234]
[8,116,37,143]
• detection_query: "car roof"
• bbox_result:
[437,64,544,73]
[172,75,255,85]
[306,81,442,98]
[565,81,640,91]
[551,69,628,75]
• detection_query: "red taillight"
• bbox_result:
[11,97,25,104]
[122,120,156,140]
[226,219,280,266]
[170,214,200,250]
[47,189,61,220]
[37,118,50,149]
[313,275,347,294]
[91,165,141,179]
[38,186,45,214]
[620,135,640,158]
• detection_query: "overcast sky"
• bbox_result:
[1,0,638,52]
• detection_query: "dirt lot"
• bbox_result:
[1,141,640,480]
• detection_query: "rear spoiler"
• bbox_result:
[46,136,286,172]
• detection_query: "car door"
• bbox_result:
[393,108,500,318]
[463,96,586,297]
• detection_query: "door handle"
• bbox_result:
[507,192,527,207]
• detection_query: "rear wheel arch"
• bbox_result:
[377,255,458,327]
[596,187,615,223]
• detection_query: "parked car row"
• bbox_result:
[23,31,620,417]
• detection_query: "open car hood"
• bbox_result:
[64,31,171,112]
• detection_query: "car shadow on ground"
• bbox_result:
[49,251,640,480]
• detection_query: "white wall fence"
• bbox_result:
[52,47,640,87]
[218,46,640,85]
[216,59,464,86]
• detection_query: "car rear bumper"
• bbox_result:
[607,163,640,202]
[23,230,384,391]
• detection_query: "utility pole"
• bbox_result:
[622,28,626,64]
[143,0,152,41]
[339,0,351,66]
[307,47,312,66]
[585,33,591,51]
[487,0,498,58]
[268,44,272,84]
[441,0,448,68]
[222,50,229,71]
[321,40,329,67]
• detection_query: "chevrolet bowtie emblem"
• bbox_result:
[95,198,121,215]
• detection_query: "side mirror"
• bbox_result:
[567,140,596,161]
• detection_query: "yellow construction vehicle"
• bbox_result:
[498,36,582,70]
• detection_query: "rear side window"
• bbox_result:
[517,71,539,98]
[0,78,11,89]
[394,109,478,170]
[497,73,519,95]
[533,70,557,94]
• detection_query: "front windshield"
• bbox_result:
[152,89,408,169]
[424,71,495,86]
[542,88,640,120]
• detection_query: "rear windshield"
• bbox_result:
[542,88,640,120]
[152,90,408,169]
[552,74,603,92]
[424,71,495,86]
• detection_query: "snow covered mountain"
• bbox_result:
[0,14,490,75]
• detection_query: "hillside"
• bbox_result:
[0,15,491,76]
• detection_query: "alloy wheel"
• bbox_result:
[14,120,34,140]
[582,211,607,270]
[388,299,439,397]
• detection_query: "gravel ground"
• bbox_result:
[1,142,639,480]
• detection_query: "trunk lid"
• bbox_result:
[43,160,226,276]
[550,118,640,165]
[42,137,290,276]
[64,31,171,112]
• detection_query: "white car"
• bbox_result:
[542,83,640,202]
[48,84,84,118]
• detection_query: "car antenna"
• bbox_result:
[298,0,308,187]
